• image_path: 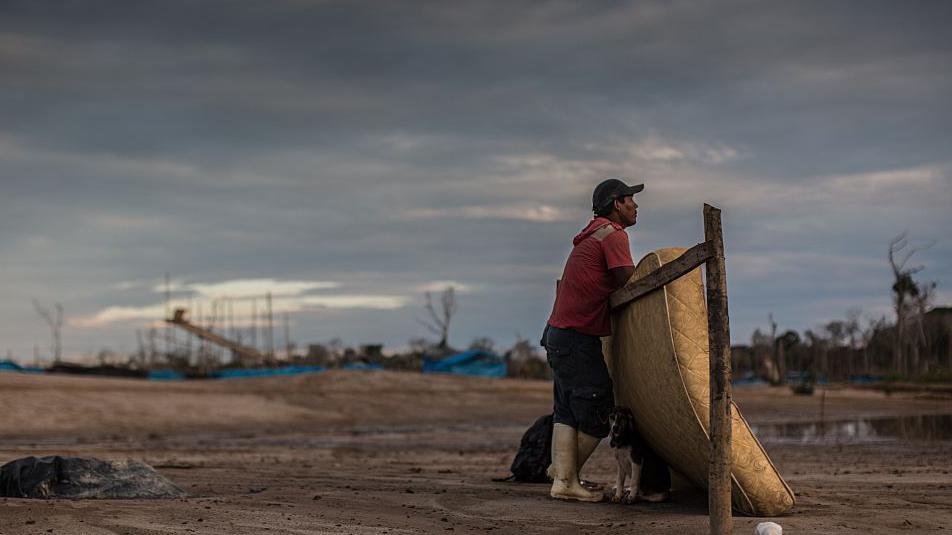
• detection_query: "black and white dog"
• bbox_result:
[608,406,670,504]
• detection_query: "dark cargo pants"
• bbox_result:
[542,324,614,439]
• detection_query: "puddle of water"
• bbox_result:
[751,413,952,443]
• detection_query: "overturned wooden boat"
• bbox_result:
[604,248,795,516]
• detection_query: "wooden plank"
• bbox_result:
[609,240,715,310]
[704,204,733,535]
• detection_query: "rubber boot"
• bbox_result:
[545,429,602,483]
[550,423,603,502]
[576,430,600,471]
[576,430,603,490]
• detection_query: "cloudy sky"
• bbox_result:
[2,1,950,363]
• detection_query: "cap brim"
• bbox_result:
[620,184,644,196]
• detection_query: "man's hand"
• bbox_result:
[610,266,635,289]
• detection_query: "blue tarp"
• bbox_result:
[848,374,886,384]
[341,362,383,371]
[148,369,185,381]
[211,365,326,379]
[0,360,44,374]
[422,349,507,378]
[786,371,828,385]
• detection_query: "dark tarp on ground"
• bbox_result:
[0,456,186,499]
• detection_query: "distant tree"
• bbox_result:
[407,337,430,355]
[148,327,158,368]
[804,329,827,378]
[360,344,383,359]
[749,327,777,383]
[306,343,329,361]
[507,335,538,362]
[824,320,846,347]
[750,328,770,347]
[135,329,147,368]
[778,330,801,350]
[843,309,862,377]
[921,307,952,372]
[845,309,862,349]
[468,337,495,352]
[97,348,117,366]
[326,338,344,362]
[825,320,857,380]
[909,280,937,375]
[32,299,63,364]
[420,286,457,350]
[860,316,888,374]
[888,233,936,376]
[506,334,549,380]
[769,313,786,385]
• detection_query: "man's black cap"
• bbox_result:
[592,179,644,212]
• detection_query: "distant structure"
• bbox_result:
[166,308,265,367]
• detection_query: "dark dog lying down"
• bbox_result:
[608,406,672,504]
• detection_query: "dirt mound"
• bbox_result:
[0,370,551,439]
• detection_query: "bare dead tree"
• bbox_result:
[148,327,158,368]
[824,320,849,380]
[910,279,937,375]
[251,298,258,350]
[266,291,274,364]
[804,329,825,378]
[769,313,785,385]
[326,337,343,362]
[164,272,171,367]
[420,286,457,350]
[860,315,887,375]
[283,312,293,361]
[32,299,63,364]
[845,308,862,377]
[135,329,147,368]
[888,233,934,376]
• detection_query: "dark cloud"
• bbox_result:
[1,0,950,360]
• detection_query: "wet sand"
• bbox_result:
[1,371,950,534]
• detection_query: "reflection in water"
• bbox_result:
[751,414,952,443]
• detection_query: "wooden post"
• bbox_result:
[266,291,275,365]
[164,272,171,361]
[284,312,292,361]
[704,204,733,535]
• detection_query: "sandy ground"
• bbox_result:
[1,370,950,534]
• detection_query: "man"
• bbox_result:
[543,178,640,502]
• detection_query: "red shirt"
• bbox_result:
[547,217,634,336]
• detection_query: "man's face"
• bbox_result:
[614,195,638,228]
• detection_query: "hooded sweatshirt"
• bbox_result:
[547,217,634,337]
